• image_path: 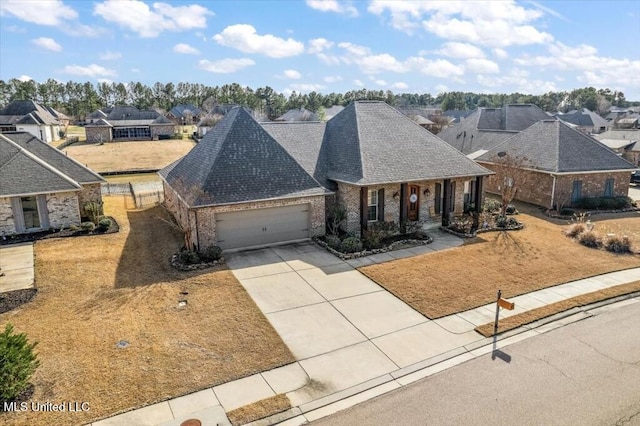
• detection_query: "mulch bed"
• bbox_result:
[0,217,119,246]
[0,288,37,314]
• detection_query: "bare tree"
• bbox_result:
[490,152,529,216]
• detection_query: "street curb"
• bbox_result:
[244,293,640,425]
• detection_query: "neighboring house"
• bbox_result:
[0,100,66,143]
[594,129,640,166]
[275,107,319,122]
[438,104,552,158]
[475,120,636,209]
[322,105,344,121]
[166,104,202,125]
[0,132,105,236]
[160,101,492,251]
[441,110,474,125]
[556,108,610,134]
[85,106,175,142]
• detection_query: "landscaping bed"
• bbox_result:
[0,217,119,246]
[0,196,294,426]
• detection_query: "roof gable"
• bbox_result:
[2,132,104,183]
[161,107,329,206]
[476,120,636,173]
[0,100,60,125]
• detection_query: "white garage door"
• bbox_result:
[216,204,311,250]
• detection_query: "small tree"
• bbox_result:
[0,323,40,402]
[490,152,529,216]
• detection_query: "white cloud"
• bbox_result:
[99,51,122,60]
[435,84,449,94]
[62,64,116,78]
[18,75,33,82]
[173,43,200,55]
[198,58,255,73]
[286,83,326,94]
[283,69,302,79]
[213,24,304,58]
[32,37,62,52]
[392,82,409,90]
[316,53,341,65]
[306,0,358,17]
[465,58,500,74]
[368,1,553,47]
[337,42,370,57]
[492,48,508,59]
[131,68,141,73]
[353,79,365,87]
[357,53,407,74]
[94,0,212,38]
[323,75,343,83]
[436,42,485,59]
[476,68,558,94]
[405,57,464,78]
[97,78,113,84]
[308,37,334,54]
[375,79,387,86]
[64,23,103,37]
[0,0,77,26]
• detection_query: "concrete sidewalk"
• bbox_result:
[0,242,35,293]
[92,234,640,426]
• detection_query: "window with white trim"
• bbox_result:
[367,189,378,222]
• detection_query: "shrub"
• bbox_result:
[198,245,222,262]
[495,215,508,228]
[178,250,200,265]
[578,230,601,248]
[565,223,586,238]
[98,217,112,231]
[505,204,517,214]
[448,216,473,234]
[463,202,476,214]
[363,221,398,249]
[560,208,575,216]
[603,235,632,254]
[576,196,633,210]
[326,203,347,236]
[483,198,502,213]
[80,221,96,232]
[325,235,341,250]
[83,201,103,224]
[339,236,363,253]
[0,323,40,402]
[506,217,520,228]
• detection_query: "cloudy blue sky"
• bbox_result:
[1,0,639,100]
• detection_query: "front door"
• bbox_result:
[407,185,419,221]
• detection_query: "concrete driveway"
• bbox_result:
[226,239,482,407]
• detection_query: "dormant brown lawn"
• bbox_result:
[360,213,640,319]
[63,139,195,173]
[0,196,294,426]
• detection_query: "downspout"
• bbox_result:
[550,174,557,210]
[194,209,201,251]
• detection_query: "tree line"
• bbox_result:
[0,78,635,121]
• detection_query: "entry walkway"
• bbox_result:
[92,234,640,426]
[0,242,34,293]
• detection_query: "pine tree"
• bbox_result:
[0,323,40,402]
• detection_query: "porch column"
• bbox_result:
[473,176,483,229]
[442,179,451,227]
[359,186,368,235]
[399,183,408,232]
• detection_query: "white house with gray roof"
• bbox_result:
[160,101,492,251]
[0,100,66,143]
[0,132,104,236]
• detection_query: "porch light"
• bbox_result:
[423,188,430,196]
[393,192,399,200]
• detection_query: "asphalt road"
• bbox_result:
[312,300,640,426]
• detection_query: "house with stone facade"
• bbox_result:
[160,101,492,251]
[474,120,636,209]
[0,132,104,236]
[85,106,175,142]
[0,100,67,143]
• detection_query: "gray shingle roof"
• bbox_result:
[475,120,636,173]
[557,108,609,128]
[261,121,333,189]
[438,105,552,155]
[323,101,491,185]
[2,132,104,184]
[169,104,201,118]
[0,135,82,197]
[276,108,319,122]
[0,100,61,126]
[160,107,330,207]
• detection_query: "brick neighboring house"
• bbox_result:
[0,100,67,143]
[166,104,202,125]
[475,120,636,210]
[0,132,104,236]
[85,106,175,142]
[160,101,492,251]
[556,108,610,134]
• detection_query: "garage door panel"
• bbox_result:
[216,204,311,250]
